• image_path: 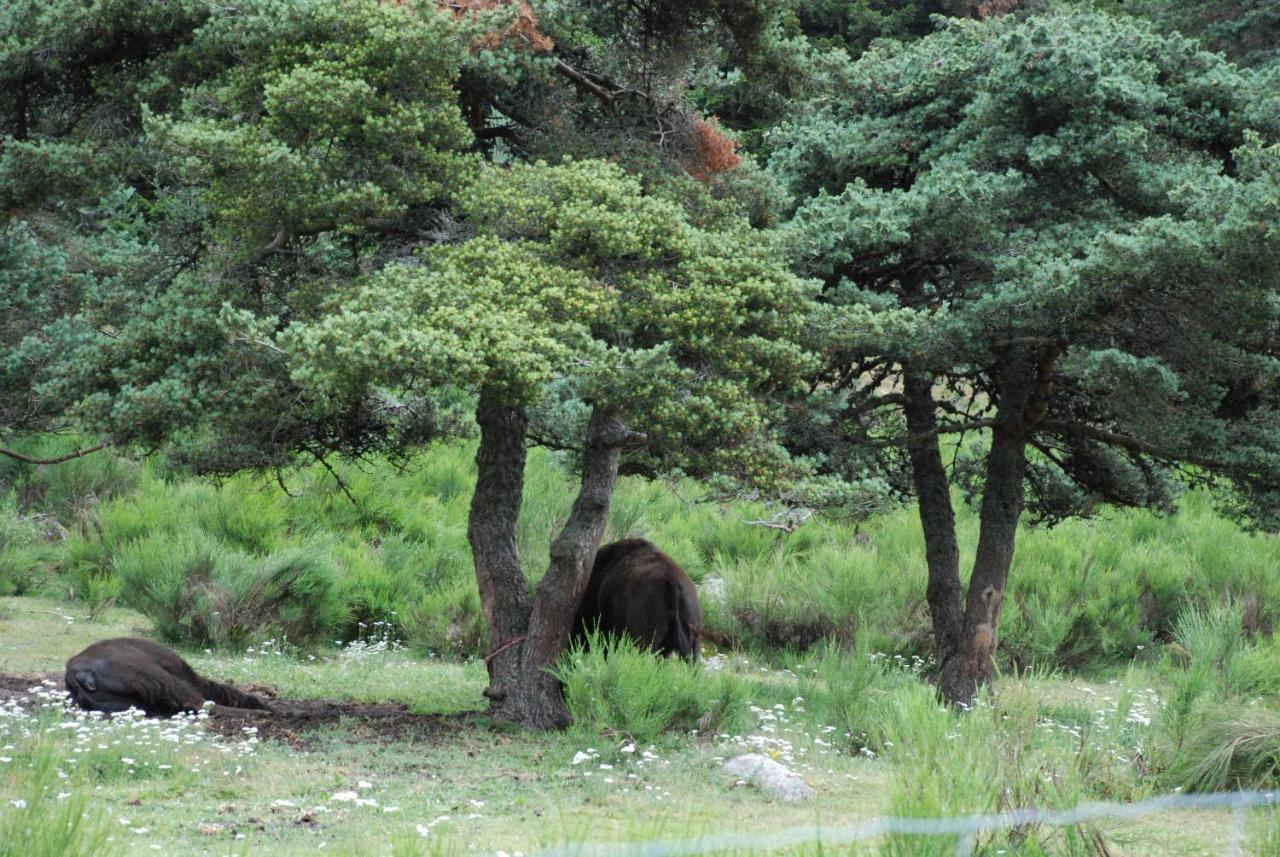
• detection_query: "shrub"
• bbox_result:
[114,530,347,647]
[0,493,55,596]
[0,437,139,526]
[552,630,747,742]
[403,581,487,657]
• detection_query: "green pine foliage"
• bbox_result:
[774,7,1280,525]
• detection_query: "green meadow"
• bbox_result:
[1,443,1278,855]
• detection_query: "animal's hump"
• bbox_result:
[591,537,658,572]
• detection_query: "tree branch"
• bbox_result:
[1036,420,1219,468]
[871,419,1002,448]
[311,452,357,504]
[274,467,300,498]
[0,443,109,465]
[554,59,619,104]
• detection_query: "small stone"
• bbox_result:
[723,754,815,801]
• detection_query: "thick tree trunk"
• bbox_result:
[506,407,643,729]
[935,359,1043,707]
[935,417,1028,706]
[468,385,532,709]
[470,394,643,729]
[907,345,1062,708]
[903,372,966,672]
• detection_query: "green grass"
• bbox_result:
[1,601,1270,855]
[5,438,1280,674]
[3,437,1280,853]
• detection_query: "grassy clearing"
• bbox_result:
[2,601,1277,855]
[3,440,1280,853]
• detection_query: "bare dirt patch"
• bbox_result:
[0,671,463,747]
[206,696,462,746]
[0,671,56,697]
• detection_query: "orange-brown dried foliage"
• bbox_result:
[435,0,554,53]
[690,116,741,183]
[973,0,1022,18]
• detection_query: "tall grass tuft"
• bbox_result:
[1163,707,1280,792]
[0,492,56,596]
[800,640,933,754]
[553,630,747,742]
[0,742,119,857]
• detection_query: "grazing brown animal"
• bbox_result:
[574,539,702,659]
[65,638,269,717]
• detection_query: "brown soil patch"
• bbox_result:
[0,671,59,696]
[206,697,462,747]
[0,672,464,748]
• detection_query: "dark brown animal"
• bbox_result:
[65,638,269,717]
[573,539,702,659]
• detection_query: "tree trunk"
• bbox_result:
[504,407,643,728]
[902,372,966,675]
[935,362,1041,707]
[468,385,532,709]
[901,345,1063,708]
[470,394,643,729]
[935,419,1027,706]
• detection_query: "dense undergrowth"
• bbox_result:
[2,432,1280,853]
[2,435,1278,673]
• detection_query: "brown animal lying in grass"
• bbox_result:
[574,538,702,660]
[65,638,270,717]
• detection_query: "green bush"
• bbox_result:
[114,530,347,647]
[6,428,1280,675]
[403,580,487,656]
[552,630,747,742]
[0,493,56,596]
[0,437,139,526]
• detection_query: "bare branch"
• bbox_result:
[554,59,618,104]
[871,418,1002,448]
[0,443,109,465]
[738,507,815,533]
[312,452,358,504]
[274,467,300,498]
[1037,420,1218,468]
[229,333,288,356]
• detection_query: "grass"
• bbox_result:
[0,740,119,857]
[5,438,1280,675]
[3,438,1280,853]
[1,601,1270,855]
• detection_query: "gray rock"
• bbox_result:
[723,753,815,801]
[700,576,726,604]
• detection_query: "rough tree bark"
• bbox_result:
[906,346,1061,707]
[468,385,532,711]
[902,371,966,677]
[468,389,643,729]
[934,395,1029,707]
